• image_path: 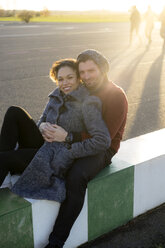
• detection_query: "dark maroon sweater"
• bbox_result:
[94,80,128,153]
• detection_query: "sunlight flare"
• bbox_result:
[0,0,164,14]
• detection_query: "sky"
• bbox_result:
[0,0,165,13]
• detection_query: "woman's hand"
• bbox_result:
[39,122,55,135]
[39,122,55,142]
[51,124,68,142]
[39,122,68,142]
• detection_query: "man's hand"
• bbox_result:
[39,122,68,142]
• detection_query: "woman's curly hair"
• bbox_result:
[49,58,79,84]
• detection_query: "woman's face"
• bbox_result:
[57,66,79,94]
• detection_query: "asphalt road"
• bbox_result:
[0,21,165,140]
[79,203,165,248]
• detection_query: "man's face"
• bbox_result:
[78,60,104,92]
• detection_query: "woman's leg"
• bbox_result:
[0,106,44,151]
[0,106,44,185]
[0,148,38,186]
[47,151,112,247]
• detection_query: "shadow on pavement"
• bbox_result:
[127,50,165,139]
[115,45,150,93]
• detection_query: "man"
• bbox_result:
[129,5,141,45]
[44,49,128,248]
[144,5,154,44]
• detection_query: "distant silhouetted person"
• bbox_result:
[129,5,141,45]
[159,7,165,47]
[144,6,154,44]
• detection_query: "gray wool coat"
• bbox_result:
[12,84,110,202]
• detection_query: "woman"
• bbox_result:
[0,58,110,202]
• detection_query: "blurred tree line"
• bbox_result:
[0,7,50,22]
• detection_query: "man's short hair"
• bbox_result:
[77,49,109,74]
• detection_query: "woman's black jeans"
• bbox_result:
[0,106,44,185]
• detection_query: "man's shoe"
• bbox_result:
[44,244,60,248]
[44,245,52,248]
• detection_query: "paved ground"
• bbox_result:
[79,203,165,248]
[0,21,165,140]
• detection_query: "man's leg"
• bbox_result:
[129,26,134,45]
[47,151,112,248]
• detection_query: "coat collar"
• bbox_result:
[49,84,89,102]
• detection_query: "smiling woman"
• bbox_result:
[49,59,80,95]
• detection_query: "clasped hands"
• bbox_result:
[39,122,68,143]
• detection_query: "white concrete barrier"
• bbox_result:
[117,128,165,217]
